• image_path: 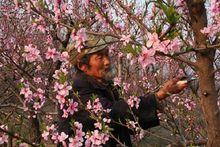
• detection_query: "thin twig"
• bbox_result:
[0,128,39,147]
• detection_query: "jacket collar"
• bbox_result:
[75,72,112,90]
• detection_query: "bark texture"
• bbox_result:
[186,0,220,146]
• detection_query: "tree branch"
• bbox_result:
[156,51,198,69]
[0,127,39,147]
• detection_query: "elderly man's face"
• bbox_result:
[84,49,110,80]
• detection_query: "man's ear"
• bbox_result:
[77,63,87,72]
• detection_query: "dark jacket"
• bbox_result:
[58,72,160,147]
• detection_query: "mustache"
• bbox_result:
[104,67,116,81]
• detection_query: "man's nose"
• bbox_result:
[103,56,110,67]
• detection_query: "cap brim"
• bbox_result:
[85,45,108,54]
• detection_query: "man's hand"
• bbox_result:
[156,77,187,100]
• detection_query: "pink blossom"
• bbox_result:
[58,89,69,97]
[59,51,69,62]
[61,3,68,12]
[82,0,90,8]
[45,47,57,61]
[51,132,59,143]
[46,35,52,44]
[58,132,68,142]
[54,0,60,9]
[93,98,103,114]
[0,125,8,144]
[89,130,109,146]
[122,82,131,92]
[52,68,68,79]
[201,27,212,34]
[138,46,155,68]
[69,138,83,147]
[70,122,85,146]
[95,12,105,22]
[20,87,33,98]
[0,134,8,144]
[201,25,220,37]
[54,82,60,91]
[155,40,170,54]
[94,122,102,129]
[33,102,41,110]
[33,88,45,99]
[46,124,56,131]
[37,25,46,33]
[113,77,121,86]
[74,122,83,130]
[62,109,69,118]
[210,0,220,17]
[33,77,42,83]
[22,44,41,62]
[103,118,111,123]
[19,143,28,147]
[13,0,18,8]
[67,101,78,115]
[126,53,132,59]
[59,82,72,93]
[95,12,108,28]
[77,28,87,42]
[85,137,91,147]
[169,38,181,53]
[127,95,140,109]
[138,129,145,139]
[118,52,123,58]
[127,121,137,129]
[176,0,186,7]
[36,65,42,71]
[120,34,131,45]
[146,32,160,48]
[86,100,92,109]
[71,28,87,52]
[42,131,49,140]
[56,94,66,104]
[184,99,196,111]
[75,129,85,141]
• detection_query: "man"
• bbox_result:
[57,37,187,147]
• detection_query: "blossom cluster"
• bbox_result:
[54,80,78,118]
[127,95,140,109]
[0,125,8,145]
[20,82,45,115]
[22,44,41,62]
[126,121,144,140]
[71,28,87,52]
[201,0,220,37]
[86,98,111,115]
[139,33,181,68]
[45,47,69,63]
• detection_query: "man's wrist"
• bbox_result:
[155,90,169,100]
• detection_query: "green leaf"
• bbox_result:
[122,44,141,55]
[156,24,163,34]
[91,94,98,101]
[39,144,46,147]
[166,29,179,39]
[185,46,194,52]
[17,82,25,89]
[59,73,67,84]
[38,0,45,9]
[156,1,181,24]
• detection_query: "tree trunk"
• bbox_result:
[29,114,41,145]
[186,0,220,146]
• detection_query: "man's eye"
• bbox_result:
[97,56,103,60]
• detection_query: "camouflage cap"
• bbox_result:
[67,36,114,65]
